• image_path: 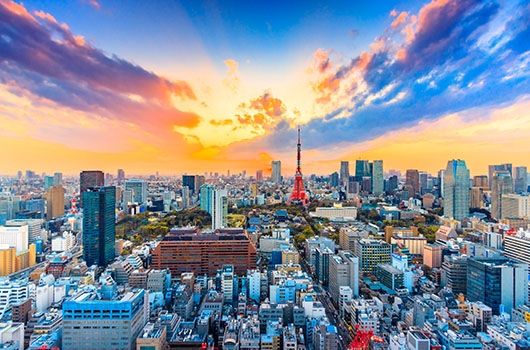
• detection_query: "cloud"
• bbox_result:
[0,0,200,133]
[276,0,530,153]
[390,11,409,29]
[223,58,240,92]
[84,0,101,10]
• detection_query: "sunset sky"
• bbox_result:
[0,0,529,176]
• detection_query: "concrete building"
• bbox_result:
[45,185,65,220]
[501,194,530,219]
[353,239,392,274]
[125,180,148,205]
[62,289,149,350]
[328,250,359,303]
[423,244,443,268]
[271,161,282,184]
[491,171,514,220]
[371,160,384,195]
[152,228,256,276]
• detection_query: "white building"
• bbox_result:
[5,219,42,243]
[212,188,228,229]
[51,231,76,252]
[0,279,30,317]
[310,204,358,221]
[0,225,28,253]
[0,322,24,349]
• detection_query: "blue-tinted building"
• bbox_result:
[82,186,116,267]
[62,289,148,350]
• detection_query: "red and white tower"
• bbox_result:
[289,127,309,205]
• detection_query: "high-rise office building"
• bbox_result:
[501,194,530,219]
[488,164,512,188]
[62,289,149,350]
[199,184,214,213]
[271,161,282,184]
[182,175,197,194]
[79,171,104,207]
[443,159,470,221]
[124,179,147,204]
[470,187,485,209]
[355,160,370,179]
[467,257,527,314]
[340,161,350,187]
[371,160,384,195]
[82,186,116,267]
[329,172,339,187]
[405,169,420,196]
[256,170,263,182]
[43,176,54,190]
[53,172,62,186]
[473,175,489,189]
[45,185,65,220]
[212,188,228,229]
[117,169,125,184]
[514,166,528,193]
[491,171,514,220]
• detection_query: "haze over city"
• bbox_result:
[0,0,529,175]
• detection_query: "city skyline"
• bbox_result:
[0,0,529,175]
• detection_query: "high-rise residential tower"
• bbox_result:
[212,188,228,229]
[340,161,350,188]
[371,160,384,195]
[271,161,282,184]
[443,159,470,221]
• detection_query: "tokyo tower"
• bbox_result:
[288,127,309,205]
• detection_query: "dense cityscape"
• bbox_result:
[1,0,530,349]
[0,124,529,349]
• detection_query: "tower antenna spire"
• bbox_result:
[289,126,308,206]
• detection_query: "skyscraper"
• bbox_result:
[355,160,370,179]
[117,169,125,184]
[53,172,62,186]
[45,185,65,220]
[340,161,350,188]
[329,172,339,188]
[443,159,470,221]
[488,164,512,188]
[256,170,263,182]
[212,188,228,229]
[124,179,147,204]
[271,160,282,184]
[199,184,215,213]
[82,186,116,267]
[79,171,104,207]
[43,176,54,190]
[371,160,384,195]
[405,169,420,196]
[514,166,528,193]
[182,175,196,193]
[491,171,513,220]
